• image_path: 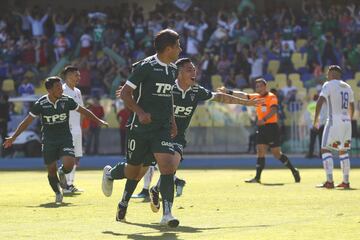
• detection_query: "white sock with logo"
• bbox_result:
[143,166,155,190]
[339,153,350,183]
[322,152,334,182]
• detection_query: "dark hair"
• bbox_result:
[45,76,61,90]
[255,78,267,86]
[175,58,192,68]
[154,29,179,53]
[62,65,79,77]
[328,65,342,75]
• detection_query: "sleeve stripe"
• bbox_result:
[125,80,137,89]
[207,93,215,101]
[29,112,38,117]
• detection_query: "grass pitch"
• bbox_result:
[0,169,360,240]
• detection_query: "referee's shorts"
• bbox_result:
[256,123,281,148]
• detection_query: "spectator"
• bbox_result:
[52,13,74,34]
[18,76,35,95]
[248,51,264,85]
[86,97,104,155]
[80,29,93,57]
[53,32,71,61]
[279,42,294,74]
[281,78,297,103]
[26,7,50,39]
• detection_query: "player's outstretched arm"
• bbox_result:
[77,106,109,127]
[3,114,34,148]
[216,86,249,99]
[120,84,151,124]
[212,92,263,106]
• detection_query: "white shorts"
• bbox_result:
[322,119,352,151]
[71,132,83,157]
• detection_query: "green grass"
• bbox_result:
[1,169,360,240]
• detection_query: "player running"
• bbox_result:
[62,66,84,193]
[102,29,182,227]
[147,57,263,213]
[3,77,108,204]
[314,65,354,189]
[219,79,300,183]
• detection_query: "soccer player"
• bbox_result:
[102,29,182,227]
[313,65,354,189]
[147,57,262,213]
[62,66,84,193]
[133,57,262,200]
[219,79,301,183]
[3,77,108,204]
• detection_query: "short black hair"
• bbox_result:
[62,65,79,77]
[328,65,342,75]
[255,78,267,86]
[45,76,61,90]
[154,29,179,53]
[175,58,192,68]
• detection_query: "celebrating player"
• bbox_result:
[3,77,108,204]
[62,66,84,193]
[314,65,354,189]
[219,79,301,183]
[102,29,182,227]
[146,57,263,213]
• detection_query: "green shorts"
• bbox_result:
[42,139,75,165]
[126,128,174,166]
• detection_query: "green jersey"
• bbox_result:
[126,54,178,132]
[172,81,213,145]
[29,95,79,142]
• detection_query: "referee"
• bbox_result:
[219,78,300,183]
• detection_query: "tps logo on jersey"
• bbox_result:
[174,105,193,116]
[155,83,172,94]
[43,113,67,123]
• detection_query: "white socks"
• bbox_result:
[339,153,350,183]
[143,166,155,190]
[65,165,76,186]
[321,153,334,182]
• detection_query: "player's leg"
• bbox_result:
[317,123,335,188]
[337,122,351,189]
[47,161,63,204]
[173,144,186,197]
[58,142,76,189]
[245,144,266,183]
[132,165,155,199]
[116,164,149,222]
[65,132,83,193]
[155,151,181,227]
[271,147,300,182]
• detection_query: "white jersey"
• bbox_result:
[320,80,354,150]
[63,83,84,132]
[319,80,354,122]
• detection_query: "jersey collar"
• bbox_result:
[155,54,168,67]
[175,79,192,99]
[46,94,60,109]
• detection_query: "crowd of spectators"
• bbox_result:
[0,0,360,100]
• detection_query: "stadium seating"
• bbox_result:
[2,79,15,93]
[267,60,280,75]
[275,73,287,88]
[34,80,47,95]
[295,39,307,50]
[211,75,223,90]
[291,53,307,70]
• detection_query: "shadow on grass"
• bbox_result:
[26,202,74,208]
[103,222,272,239]
[336,187,358,191]
[261,183,285,186]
